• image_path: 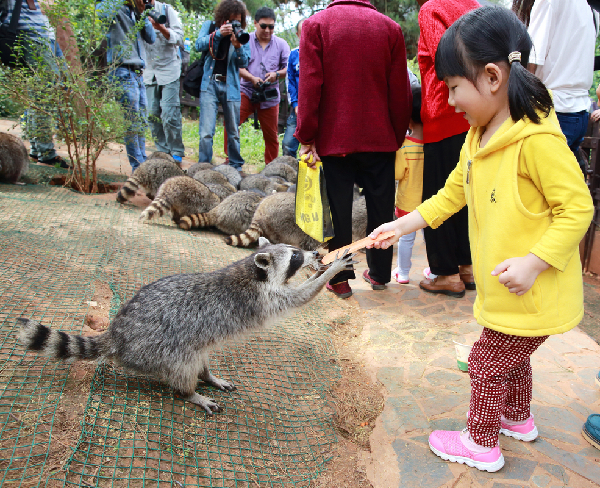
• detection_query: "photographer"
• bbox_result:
[195,0,250,171]
[234,6,290,164]
[142,0,185,164]
[96,0,156,171]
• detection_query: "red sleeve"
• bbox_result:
[294,19,322,146]
[388,27,411,148]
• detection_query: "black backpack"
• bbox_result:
[0,0,24,67]
[182,21,215,98]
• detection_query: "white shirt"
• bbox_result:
[528,0,596,113]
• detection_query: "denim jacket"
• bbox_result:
[195,19,250,101]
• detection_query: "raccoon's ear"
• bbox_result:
[254,252,272,270]
[258,237,271,248]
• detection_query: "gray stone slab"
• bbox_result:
[533,405,586,434]
[369,329,402,347]
[408,361,426,381]
[540,463,569,485]
[568,382,600,406]
[472,456,537,483]
[501,436,533,456]
[381,395,429,436]
[425,370,465,387]
[539,427,582,446]
[564,354,600,369]
[429,417,465,432]
[532,386,569,406]
[429,355,458,369]
[576,367,598,384]
[353,293,382,310]
[532,475,551,488]
[534,438,600,483]
[393,438,454,488]
[568,401,596,419]
[408,387,469,418]
[578,446,600,459]
[376,367,405,396]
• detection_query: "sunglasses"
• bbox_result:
[259,23,275,30]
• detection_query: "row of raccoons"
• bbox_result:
[117,151,368,251]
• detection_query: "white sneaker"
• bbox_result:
[423,267,438,280]
[392,267,409,284]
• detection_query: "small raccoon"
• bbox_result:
[17,241,355,413]
[116,159,185,203]
[226,192,321,250]
[267,175,290,187]
[270,155,298,172]
[352,196,368,242]
[187,162,214,178]
[140,176,220,224]
[261,161,297,183]
[212,164,242,189]
[204,183,235,201]
[240,174,287,194]
[147,151,176,164]
[0,132,29,184]
[179,191,263,235]
[192,169,236,192]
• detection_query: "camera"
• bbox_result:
[250,81,278,104]
[143,0,166,24]
[230,20,250,45]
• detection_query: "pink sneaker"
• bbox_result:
[392,267,409,284]
[423,267,438,280]
[428,429,504,472]
[500,414,538,442]
[467,411,538,442]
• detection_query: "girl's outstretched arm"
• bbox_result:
[366,211,428,250]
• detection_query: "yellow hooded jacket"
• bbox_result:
[417,111,594,337]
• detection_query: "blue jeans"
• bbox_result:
[23,36,63,161]
[198,79,243,169]
[282,109,299,157]
[556,110,589,174]
[111,67,148,171]
[146,79,185,158]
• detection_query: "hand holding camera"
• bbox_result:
[219,20,249,49]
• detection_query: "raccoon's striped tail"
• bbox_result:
[178,213,214,231]
[116,176,140,203]
[225,222,262,247]
[139,197,170,222]
[17,318,103,360]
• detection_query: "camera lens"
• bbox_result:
[146,8,166,24]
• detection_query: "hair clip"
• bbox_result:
[508,51,522,65]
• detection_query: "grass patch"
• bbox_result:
[181,117,284,172]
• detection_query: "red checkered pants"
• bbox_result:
[467,327,548,447]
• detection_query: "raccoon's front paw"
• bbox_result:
[185,392,223,415]
[328,249,359,274]
[205,376,236,392]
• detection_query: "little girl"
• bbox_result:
[368,6,593,472]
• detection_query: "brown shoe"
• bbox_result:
[419,277,466,298]
[459,273,476,291]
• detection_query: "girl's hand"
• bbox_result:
[366,221,402,249]
[491,253,550,296]
[591,109,600,123]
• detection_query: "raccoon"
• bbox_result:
[0,132,29,184]
[270,155,298,172]
[140,176,220,224]
[192,169,236,193]
[187,162,215,178]
[212,164,242,189]
[226,192,321,250]
[240,174,287,194]
[261,161,297,183]
[17,242,355,413]
[204,183,235,201]
[147,151,176,163]
[267,175,290,187]
[352,196,368,242]
[116,159,185,203]
[179,191,263,234]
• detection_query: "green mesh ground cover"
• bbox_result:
[22,164,128,186]
[0,183,343,487]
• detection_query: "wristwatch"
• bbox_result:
[275,72,279,80]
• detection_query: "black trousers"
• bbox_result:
[321,152,396,284]
[422,132,472,276]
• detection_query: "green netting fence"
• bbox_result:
[0,182,345,487]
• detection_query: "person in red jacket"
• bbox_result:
[295,0,411,299]
[417,0,479,298]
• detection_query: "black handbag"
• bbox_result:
[0,0,23,67]
[181,21,215,98]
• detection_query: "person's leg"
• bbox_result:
[146,82,169,153]
[467,328,548,448]
[556,111,589,175]
[135,71,148,164]
[282,110,299,157]
[159,78,185,158]
[224,93,253,157]
[218,82,244,170]
[321,155,358,284]
[197,81,220,163]
[398,231,416,278]
[256,104,280,163]
[356,151,396,285]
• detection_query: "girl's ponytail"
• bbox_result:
[507,52,553,124]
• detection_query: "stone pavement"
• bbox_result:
[343,233,600,488]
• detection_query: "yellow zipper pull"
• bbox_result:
[466,160,472,184]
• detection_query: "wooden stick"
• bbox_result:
[320,231,396,265]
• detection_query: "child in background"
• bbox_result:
[392,85,424,284]
[368,6,593,472]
